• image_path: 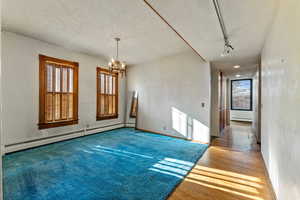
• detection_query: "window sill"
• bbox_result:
[38,119,78,129]
[231,109,253,111]
[97,115,118,121]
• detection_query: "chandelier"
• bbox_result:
[108,37,126,77]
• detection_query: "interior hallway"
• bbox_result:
[169,122,275,200]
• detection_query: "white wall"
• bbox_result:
[2,31,126,146]
[252,69,261,142]
[261,0,300,199]
[127,50,211,143]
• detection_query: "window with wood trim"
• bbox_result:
[39,55,79,129]
[130,91,138,118]
[97,67,118,120]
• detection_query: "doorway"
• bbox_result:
[215,65,261,145]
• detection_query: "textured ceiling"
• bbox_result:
[146,0,277,69]
[2,0,277,68]
[2,0,190,65]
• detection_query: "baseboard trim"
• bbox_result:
[5,123,125,154]
[230,118,253,122]
[261,152,278,200]
[85,123,124,136]
[136,128,189,140]
[136,128,210,145]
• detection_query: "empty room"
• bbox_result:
[0,0,299,200]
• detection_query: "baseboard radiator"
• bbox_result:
[124,122,136,128]
[5,123,125,154]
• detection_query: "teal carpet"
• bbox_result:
[4,128,208,200]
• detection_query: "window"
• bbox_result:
[130,91,138,118]
[39,55,78,129]
[231,79,252,111]
[97,67,118,120]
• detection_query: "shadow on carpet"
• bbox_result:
[4,128,208,200]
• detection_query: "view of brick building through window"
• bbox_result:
[231,79,252,111]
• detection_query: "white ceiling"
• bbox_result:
[2,0,277,68]
[2,0,190,65]
[146,0,277,69]
[223,65,258,78]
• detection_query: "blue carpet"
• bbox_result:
[4,128,208,200]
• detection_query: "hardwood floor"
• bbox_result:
[169,121,275,200]
[212,121,260,152]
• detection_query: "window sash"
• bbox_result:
[45,64,74,122]
[97,68,118,120]
[39,55,78,129]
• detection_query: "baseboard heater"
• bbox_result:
[125,122,136,128]
[231,117,253,122]
[5,123,125,154]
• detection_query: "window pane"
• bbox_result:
[104,95,108,114]
[100,95,105,114]
[109,95,113,114]
[46,64,53,92]
[62,94,68,119]
[45,93,53,121]
[62,68,68,92]
[112,76,116,95]
[109,75,113,94]
[231,80,252,110]
[69,68,73,93]
[112,96,116,114]
[55,94,61,120]
[106,75,109,94]
[55,67,61,92]
[68,94,73,118]
[100,74,105,93]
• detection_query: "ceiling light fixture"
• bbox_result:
[108,38,126,77]
[233,65,240,69]
[221,40,234,57]
[212,0,234,57]
[235,74,241,78]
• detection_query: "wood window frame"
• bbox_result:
[96,67,119,121]
[38,55,79,129]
